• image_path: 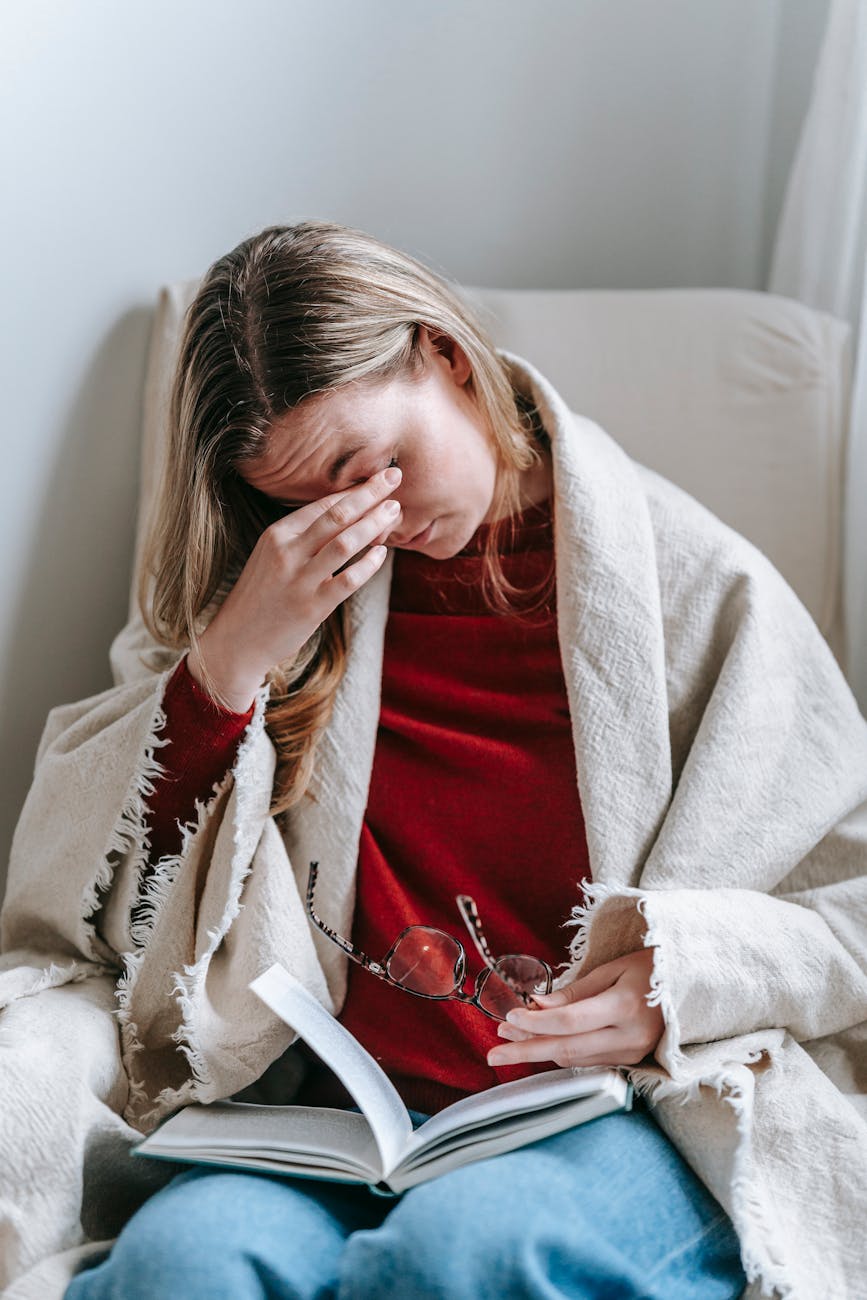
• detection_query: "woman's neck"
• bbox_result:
[517,447,553,510]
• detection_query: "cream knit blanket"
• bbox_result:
[1,353,866,1299]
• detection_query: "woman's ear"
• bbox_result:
[417,325,473,387]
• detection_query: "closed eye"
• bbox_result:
[280,454,399,503]
[349,455,399,487]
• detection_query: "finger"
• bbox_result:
[272,487,353,536]
[315,496,403,580]
[320,543,390,604]
[496,1023,533,1042]
[330,519,397,574]
[289,467,402,551]
[487,1026,632,1069]
[533,960,625,1008]
[503,986,622,1038]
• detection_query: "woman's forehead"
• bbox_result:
[241,383,389,500]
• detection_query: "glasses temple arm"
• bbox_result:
[455,894,552,1002]
[306,861,395,984]
[454,894,499,971]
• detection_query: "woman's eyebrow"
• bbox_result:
[278,442,367,506]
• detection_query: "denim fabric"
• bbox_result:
[65,1097,746,1299]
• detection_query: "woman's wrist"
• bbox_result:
[186,638,267,715]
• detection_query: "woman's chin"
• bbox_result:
[397,513,483,559]
[422,518,474,559]
[401,517,456,558]
[424,541,460,560]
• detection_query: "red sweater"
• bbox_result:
[144,498,592,1115]
[143,658,255,867]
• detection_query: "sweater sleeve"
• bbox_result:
[145,656,255,863]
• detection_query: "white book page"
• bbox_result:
[250,964,413,1174]
[139,1103,383,1180]
[400,1067,624,1163]
[391,1090,624,1192]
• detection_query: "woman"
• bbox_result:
[2,222,866,1299]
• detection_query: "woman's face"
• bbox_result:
[239,328,501,558]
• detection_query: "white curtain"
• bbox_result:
[768,0,867,712]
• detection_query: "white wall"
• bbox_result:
[0,0,830,897]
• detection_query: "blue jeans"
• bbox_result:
[66,1097,746,1299]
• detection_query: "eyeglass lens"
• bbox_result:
[386,930,549,1017]
[386,928,462,994]
[477,955,550,1019]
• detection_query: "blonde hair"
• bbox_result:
[139,221,551,820]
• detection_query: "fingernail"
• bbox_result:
[383,466,402,486]
[383,499,401,515]
[487,1050,505,1065]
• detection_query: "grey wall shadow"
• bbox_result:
[0,305,154,905]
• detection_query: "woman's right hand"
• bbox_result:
[186,465,403,712]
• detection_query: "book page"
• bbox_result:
[390,1087,628,1192]
[250,964,413,1174]
[138,1102,383,1181]
[399,1066,624,1163]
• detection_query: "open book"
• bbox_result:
[135,962,633,1195]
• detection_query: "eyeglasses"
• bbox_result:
[305,861,553,1022]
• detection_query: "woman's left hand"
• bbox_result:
[486,948,664,1070]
